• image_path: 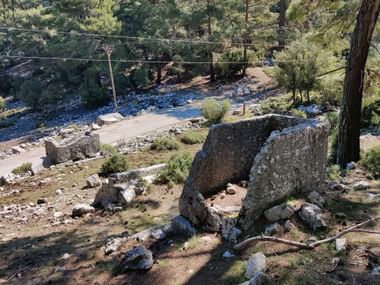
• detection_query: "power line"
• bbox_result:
[0,54,316,65]
[0,26,285,48]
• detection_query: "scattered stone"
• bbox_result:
[86,174,102,188]
[171,215,196,237]
[223,251,235,258]
[264,203,296,222]
[91,122,101,130]
[264,223,282,236]
[55,189,63,195]
[61,253,71,260]
[120,246,153,271]
[103,237,128,255]
[329,183,351,192]
[53,212,64,219]
[372,266,380,275]
[96,112,124,126]
[227,227,242,243]
[299,203,327,231]
[307,191,325,208]
[245,252,266,279]
[72,204,95,217]
[335,238,347,252]
[353,181,370,190]
[11,146,26,154]
[0,173,16,185]
[284,220,296,232]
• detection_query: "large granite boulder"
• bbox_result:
[179,114,330,232]
[45,132,100,164]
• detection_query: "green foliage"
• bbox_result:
[319,74,343,106]
[79,67,109,108]
[181,131,207,145]
[132,65,150,89]
[215,49,255,78]
[201,98,231,125]
[12,163,33,175]
[154,153,193,185]
[361,96,380,128]
[326,164,340,182]
[17,80,43,110]
[325,112,339,132]
[362,146,380,178]
[100,154,129,175]
[290,109,307,118]
[41,83,64,106]
[150,138,180,151]
[328,127,339,165]
[260,95,292,114]
[0,96,5,111]
[100,144,118,156]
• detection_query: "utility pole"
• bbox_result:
[243,0,249,77]
[103,44,118,112]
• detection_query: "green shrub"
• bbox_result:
[100,154,129,174]
[290,109,307,118]
[319,75,343,106]
[40,83,64,106]
[181,131,207,145]
[0,96,5,111]
[362,146,380,178]
[328,127,339,165]
[12,162,33,175]
[80,67,109,108]
[150,138,180,151]
[100,144,118,156]
[260,95,291,114]
[326,164,340,182]
[154,153,193,185]
[17,79,42,110]
[361,96,380,128]
[215,49,248,78]
[325,112,339,132]
[201,98,231,125]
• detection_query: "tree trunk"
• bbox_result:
[337,0,380,166]
[278,0,287,50]
[243,0,249,77]
[156,64,162,85]
[207,0,216,82]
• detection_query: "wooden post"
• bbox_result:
[103,45,118,113]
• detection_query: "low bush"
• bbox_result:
[260,96,291,114]
[0,96,5,111]
[100,154,129,175]
[362,146,380,178]
[154,153,193,185]
[289,109,307,118]
[325,112,339,132]
[12,162,33,175]
[17,79,42,110]
[150,138,180,151]
[100,144,118,156]
[181,131,207,145]
[326,164,340,182]
[361,96,380,128]
[201,98,230,125]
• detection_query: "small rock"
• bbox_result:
[91,123,101,130]
[248,271,274,285]
[299,203,327,231]
[353,181,370,190]
[171,215,196,237]
[53,212,64,219]
[120,245,153,271]
[103,237,127,255]
[372,266,380,275]
[61,253,71,260]
[11,146,26,154]
[307,191,325,208]
[346,162,356,170]
[226,185,237,195]
[335,238,347,252]
[86,174,102,188]
[55,189,63,195]
[72,204,95,217]
[264,203,296,222]
[284,220,296,232]
[245,252,266,279]
[264,223,282,236]
[223,251,235,258]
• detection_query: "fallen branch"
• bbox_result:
[234,216,380,251]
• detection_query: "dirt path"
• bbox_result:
[0,105,201,176]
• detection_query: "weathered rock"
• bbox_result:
[353,181,370,190]
[223,251,235,258]
[37,198,47,204]
[284,220,296,232]
[72,204,95,217]
[264,203,296,222]
[171,215,196,237]
[103,237,128,255]
[307,191,325,208]
[179,115,329,232]
[45,132,100,164]
[299,203,326,230]
[329,183,351,192]
[248,272,274,285]
[96,113,124,126]
[11,146,26,154]
[86,174,102,188]
[226,185,237,194]
[372,266,380,275]
[335,238,347,252]
[346,161,357,170]
[245,252,266,279]
[120,246,153,271]
[264,223,282,236]
[0,173,16,185]
[91,122,101,130]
